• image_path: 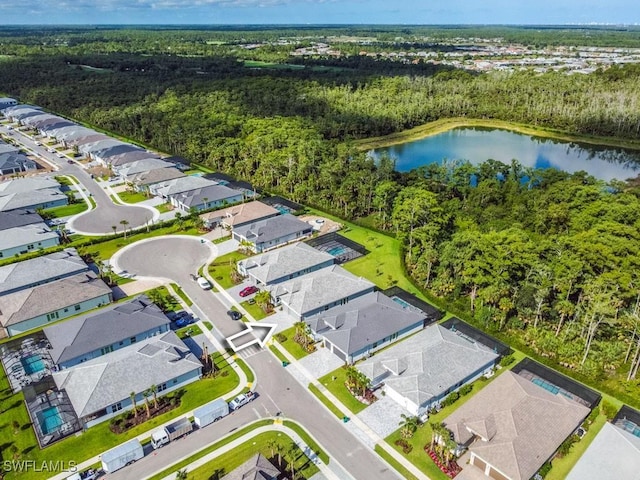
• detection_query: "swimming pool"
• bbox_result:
[327,246,348,256]
[21,354,45,375]
[392,296,412,309]
[275,205,291,215]
[532,377,560,395]
[622,419,640,438]
[38,406,63,435]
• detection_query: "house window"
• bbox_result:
[27,244,34,250]
[47,311,59,321]
[101,345,114,356]
[74,304,81,311]
[130,337,137,344]
[173,379,178,385]
[63,308,68,313]
[158,383,167,392]
[112,402,123,412]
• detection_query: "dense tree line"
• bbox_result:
[2,30,640,402]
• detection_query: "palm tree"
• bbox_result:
[175,469,188,480]
[254,290,272,311]
[130,392,138,418]
[150,384,158,409]
[143,389,151,419]
[111,225,117,236]
[266,439,278,460]
[120,219,129,239]
[286,443,298,479]
[275,442,285,468]
[399,414,420,439]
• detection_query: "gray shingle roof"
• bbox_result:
[116,159,174,177]
[0,189,67,212]
[0,177,60,196]
[234,214,312,246]
[566,422,640,480]
[53,330,201,418]
[0,209,42,231]
[151,176,217,197]
[0,248,88,296]
[0,222,58,252]
[270,265,375,318]
[357,325,498,408]
[131,167,186,186]
[0,152,37,174]
[200,201,279,228]
[239,242,335,285]
[175,184,242,208]
[0,143,19,155]
[221,454,280,480]
[0,271,111,327]
[444,371,590,480]
[45,295,170,365]
[305,291,424,356]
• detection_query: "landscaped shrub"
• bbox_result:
[441,391,460,407]
[275,333,287,343]
[500,354,515,367]
[601,400,618,420]
[538,461,552,478]
[459,384,473,396]
[394,439,413,454]
[556,435,578,457]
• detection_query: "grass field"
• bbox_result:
[374,445,420,480]
[277,326,310,360]
[307,383,344,419]
[318,367,368,414]
[2,352,240,480]
[117,190,149,203]
[208,251,248,289]
[171,282,193,306]
[241,299,272,320]
[175,324,203,339]
[156,203,173,213]
[42,202,88,218]
[269,345,289,364]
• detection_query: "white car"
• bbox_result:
[228,391,255,411]
[197,277,212,290]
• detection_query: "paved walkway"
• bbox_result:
[155,422,341,480]
[269,341,431,480]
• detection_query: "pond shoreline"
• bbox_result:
[354,118,640,152]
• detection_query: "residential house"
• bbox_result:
[131,167,186,194]
[0,209,43,231]
[0,248,89,297]
[91,144,148,166]
[52,330,201,428]
[566,419,640,480]
[200,200,279,230]
[44,294,171,369]
[149,176,217,200]
[0,271,112,338]
[269,265,375,320]
[357,325,499,416]
[172,184,244,213]
[233,214,313,253]
[36,120,75,137]
[0,222,59,259]
[0,97,18,110]
[47,126,94,144]
[221,454,281,480]
[0,189,68,213]
[443,371,591,480]
[0,177,61,196]
[65,133,110,150]
[305,291,424,364]
[0,143,19,155]
[106,150,160,168]
[2,105,42,122]
[0,152,37,175]
[238,242,335,286]
[115,158,175,180]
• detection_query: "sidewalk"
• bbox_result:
[269,341,431,480]
[154,421,343,480]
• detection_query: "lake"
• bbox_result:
[371,127,640,181]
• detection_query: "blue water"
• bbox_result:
[327,246,347,256]
[622,420,640,438]
[392,297,412,309]
[22,355,45,375]
[371,127,640,181]
[275,205,291,215]
[38,406,63,435]
[532,377,560,395]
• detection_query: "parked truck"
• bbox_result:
[193,398,229,428]
[101,438,144,473]
[151,416,193,449]
[228,391,256,411]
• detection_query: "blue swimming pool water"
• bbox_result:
[392,296,412,309]
[327,246,347,256]
[22,354,45,375]
[622,420,640,438]
[275,205,291,215]
[38,406,63,435]
[532,377,560,395]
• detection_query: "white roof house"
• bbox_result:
[357,325,499,415]
[0,222,59,258]
[269,265,375,320]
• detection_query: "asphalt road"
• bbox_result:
[112,237,401,480]
[0,124,154,235]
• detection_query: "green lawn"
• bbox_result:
[318,367,368,414]
[155,203,173,213]
[269,345,289,364]
[175,324,203,339]
[3,352,240,480]
[117,190,149,203]
[76,226,200,260]
[244,60,305,70]
[235,357,255,385]
[308,383,344,419]
[41,202,88,218]
[208,251,249,290]
[282,420,330,464]
[277,326,310,360]
[203,321,214,331]
[241,300,273,320]
[171,283,193,306]
[162,431,318,480]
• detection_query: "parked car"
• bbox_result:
[239,286,259,297]
[227,310,242,321]
[228,391,256,411]
[197,277,212,290]
[175,316,194,328]
[67,159,74,164]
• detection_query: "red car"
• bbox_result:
[239,286,259,297]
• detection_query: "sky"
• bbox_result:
[0,0,638,25]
